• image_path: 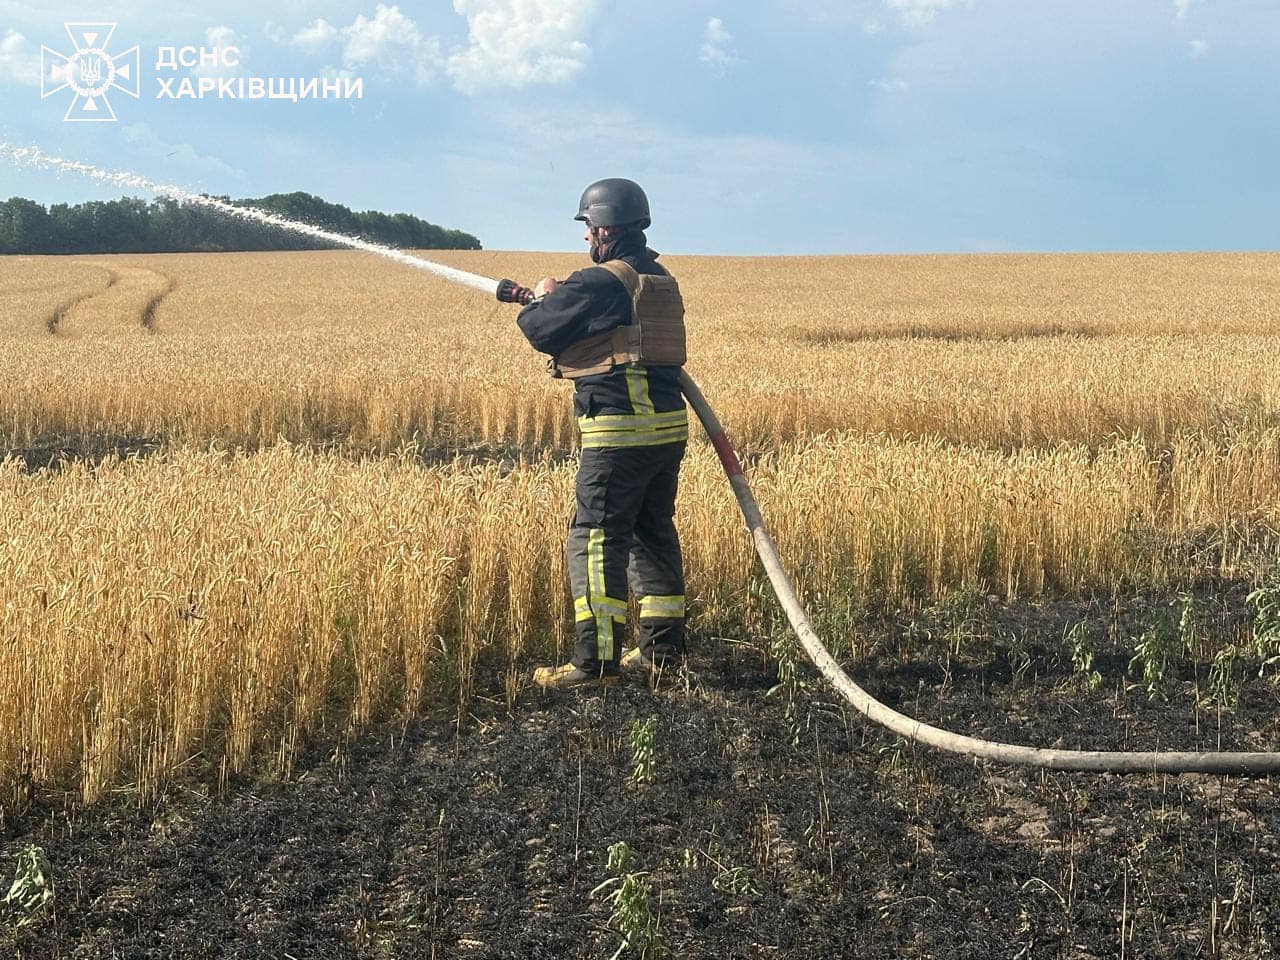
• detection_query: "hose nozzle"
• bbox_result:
[496,278,536,305]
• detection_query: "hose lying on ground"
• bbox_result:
[20,142,1270,774]
[676,371,1280,775]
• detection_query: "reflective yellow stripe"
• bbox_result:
[597,609,615,662]
[625,365,655,417]
[599,597,627,660]
[577,410,688,433]
[579,421,688,437]
[588,528,605,601]
[579,411,687,425]
[586,530,627,661]
[577,594,627,621]
[580,426,689,449]
[587,529,606,660]
[640,594,685,619]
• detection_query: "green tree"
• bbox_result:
[0,193,480,254]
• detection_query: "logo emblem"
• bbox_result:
[41,23,139,122]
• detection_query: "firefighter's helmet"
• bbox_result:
[574,178,651,230]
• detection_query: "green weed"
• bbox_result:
[591,841,666,960]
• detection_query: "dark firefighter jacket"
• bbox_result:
[516,231,687,444]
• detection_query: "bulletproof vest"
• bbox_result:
[551,260,687,379]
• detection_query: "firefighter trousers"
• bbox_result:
[567,440,687,673]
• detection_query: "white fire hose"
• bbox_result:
[492,269,1280,774]
[6,139,1268,774]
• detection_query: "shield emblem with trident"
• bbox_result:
[41,23,140,122]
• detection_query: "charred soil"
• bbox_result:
[3,597,1279,959]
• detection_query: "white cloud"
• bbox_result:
[445,0,599,94]
[277,4,440,86]
[1188,39,1208,57]
[320,65,362,85]
[863,19,886,36]
[205,26,240,51]
[888,0,966,26]
[120,122,246,182]
[195,25,246,79]
[343,4,439,81]
[0,29,39,86]
[1174,0,1199,19]
[285,18,340,53]
[270,1,599,94]
[870,77,909,92]
[699,17,737,69]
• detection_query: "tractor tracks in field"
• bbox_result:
[46,265,177,337]
[140,274,177,332]
[44,267,117,334]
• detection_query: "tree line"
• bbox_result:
[0,192,481,255]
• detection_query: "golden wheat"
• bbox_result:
[3,251,1280,452]
[3,249,1280,811]
[3,430,1279,808]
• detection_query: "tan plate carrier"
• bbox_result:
[551,260,687,379]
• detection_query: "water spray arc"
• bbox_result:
[5,143,1277,774]
[0,144,495,295]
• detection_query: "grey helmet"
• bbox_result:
[574,178,651,229]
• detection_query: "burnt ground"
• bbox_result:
[3,592,1280,960]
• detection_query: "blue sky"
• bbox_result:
[0,0,1276,254]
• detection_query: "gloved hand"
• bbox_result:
[533,277,559,298]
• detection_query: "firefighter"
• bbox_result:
[516,178,689,688]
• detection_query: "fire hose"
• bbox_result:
[7,140,1269,772]
[490,275,1280,775]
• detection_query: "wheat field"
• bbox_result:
[2,249,1279,810]
[5,251,1280,452]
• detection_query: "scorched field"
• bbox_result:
[2,249,1279,958]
